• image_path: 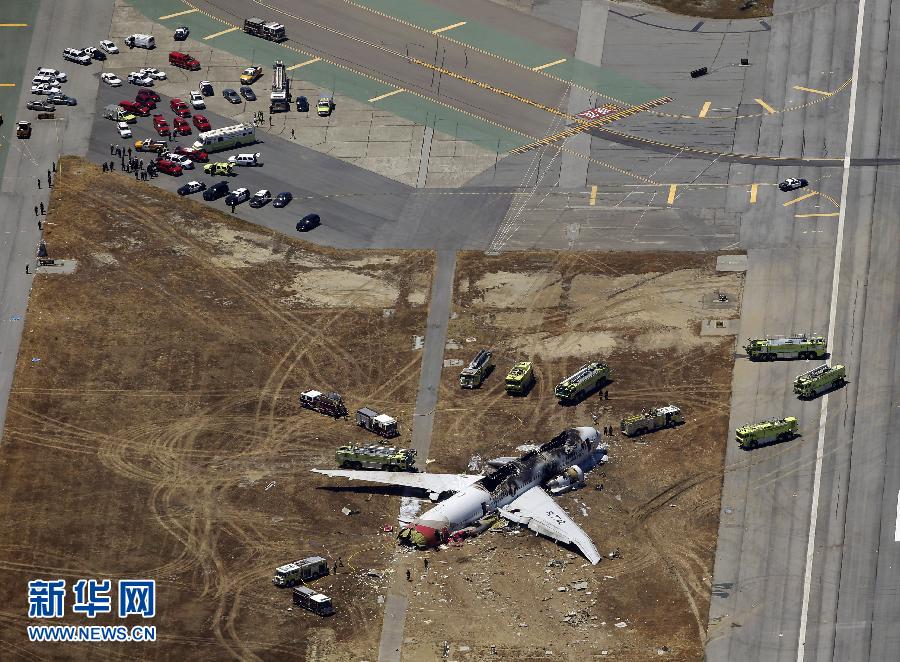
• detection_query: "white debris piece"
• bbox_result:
[615,621,627,628]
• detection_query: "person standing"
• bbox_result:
[36,178,41,189]
[110,143,115,155]
[39,202,44,215]
[38,219,42,230]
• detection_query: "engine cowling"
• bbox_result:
[545,465,584,494]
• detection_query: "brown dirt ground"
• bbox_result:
[402,251,743,661]
[0,157,432,661]
[631,0,774,19]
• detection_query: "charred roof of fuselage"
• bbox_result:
[480,428,583,493]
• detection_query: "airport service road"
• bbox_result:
[707,0,900,660]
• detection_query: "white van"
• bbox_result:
[36,67,67,82]
[33,75,62,87]
[63,48,91,65]
[125,34,156,49]
[227,152,263,167]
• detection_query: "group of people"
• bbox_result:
[104,144,158,180]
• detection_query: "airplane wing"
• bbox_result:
[312,469,484,494]
[499,486,602,565]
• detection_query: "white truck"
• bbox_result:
[125,34,155,49]
[269,60,291,113]
[272,556,328,587]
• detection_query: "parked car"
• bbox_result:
[135,138,167,152]
[779,177,809,192]
[16,121,32,139]
[36,67,68,82]
[152,114,170,136]
[189,91,205,109]
[116,121,132,138]
[135,88,160,104]
[33,74,62,87]
[192,114,211,132]
[140,67,167,80]
[296,96,309,112]
[99,39,119,54]
[272,192,293,208]
[178,181,206,196]
[222,88,241,104]
[173,117,191,135]
[239,86,256,101]
[26,100,54,112]
[240,66,263,85]
[203,181,229,201]
[84,46,106,61]
[156,159,183,176]
[249,189,272,208]
[31,83,61,95]
[225,187,250,206]
[199,80,213,96]
[174,146,208,162]
[100,72,122,87]
[227,152,262,167]
[163,153,194,169]
[296,214,321,232]
[118,100,149,116]
[204,162,234,176]
[63,48,91,65]
[46,93,77,106]
[170,98,190,117]
[128,72,153,86]
[174,26,190,41]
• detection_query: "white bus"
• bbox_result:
[192,123,256,153]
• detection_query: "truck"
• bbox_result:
[292,586,335,616]
[103,104,135,123]
[793,363,846,398]
[355,407,399,438]
[168,51,201,71]
[744,333,827,361]
[336,444,417,471]
[620,405,684,437]
[300,390,347,418]
[192,124,256,153]
[124,34,155,50]
[269,60,291,113]
[554,362,610,402]
[272,556,328,587]
[504,360,535,394]
[735,417,798,450]
[243,17,287,42]
[459,349,493,389]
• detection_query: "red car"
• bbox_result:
[170,98,191,118]
[119,100,150,117]
[155,159,183,176]
[136,89,160,104]
[173,116,191,135]
[134,94,156,109]
[174,145,208,162]
[152,114,170,136]
[192,114,211,131]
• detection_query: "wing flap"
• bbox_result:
[500,487,601,565]
[312,469,483,494]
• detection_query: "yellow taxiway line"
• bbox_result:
[203,26,239,40]
[532,58,567,72]
[667,184,677,205]
[750,183,758,204]
[0,83,16,87]
[432,21,466,34]
[795,212,839,218]
[0,23,28,27]
[783,191,818,206]
[755,98,776,114]
[369,88,405,103]
[793,85,832,97]
[698,101,712,118]
[589,185,598,206]
[287,58,321,70]
[158,8,197,20]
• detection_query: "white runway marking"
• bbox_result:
[895,491,900,542]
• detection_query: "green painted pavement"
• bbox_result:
[0,0,40,185]
[350,0,665,105]
[126,0,524,152]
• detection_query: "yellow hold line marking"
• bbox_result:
[750,183,758,203]
[667,184,677,205]
[793,85,832,97]
[795,212,839,218]
[286,58,321,70]
[0,23,28,27]
[698,101,712,118]
[589,185,598,206]
[369,88,404,103]
[432,21,467,34]
[0,83,16,86]
[755,98,776,114]
[158,8,198,20]
[783,191,818,206]
[532,58,567,72]
[203,26,239,40]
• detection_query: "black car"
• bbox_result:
[26,100,54,112]
[272,191,293,208]
[239,86,256,101]
[296,213,320,232]
[202,181,229,201]
[199,80,214,96]
[177,181,206,196]
[296,96,309,112]
[778,177,809,192]
[86,47,106,61]
[174,26,190,41]
[222,88,241,104]
[46,93,77,106]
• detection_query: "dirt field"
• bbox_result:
[402,252,743,661]
[630,0,774,19]
[0,157,432,660]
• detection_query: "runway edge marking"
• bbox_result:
[796,0,868,659]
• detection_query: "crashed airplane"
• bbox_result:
[312,426,608,564]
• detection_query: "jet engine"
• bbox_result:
[545,465,584,494]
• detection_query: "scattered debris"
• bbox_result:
[557,586,568,592]
[412,335,424,350]
[571,581,588,591]
[615,621,627,628]
[341,506,357,516]
[443,358,464,367]
[547,559,564,568]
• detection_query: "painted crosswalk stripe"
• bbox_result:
[203,26,239,40]
[749,183,758,204]
[589,185,598,206]
[369,88,404,103]
[699,101,712,118]
[667,184,677,205]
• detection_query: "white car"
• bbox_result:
[63,48,92,65]
[99,40,119,54]
[164,153,194,169]
[116,121,132,138]
[100,72,122,87]
[227,152,262,167]
[32,75,62,87]
[140,67,166,80]
[189,91,205,109]
[31,83,61,95]
[128,72,154,86]
[36,67,67,82]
